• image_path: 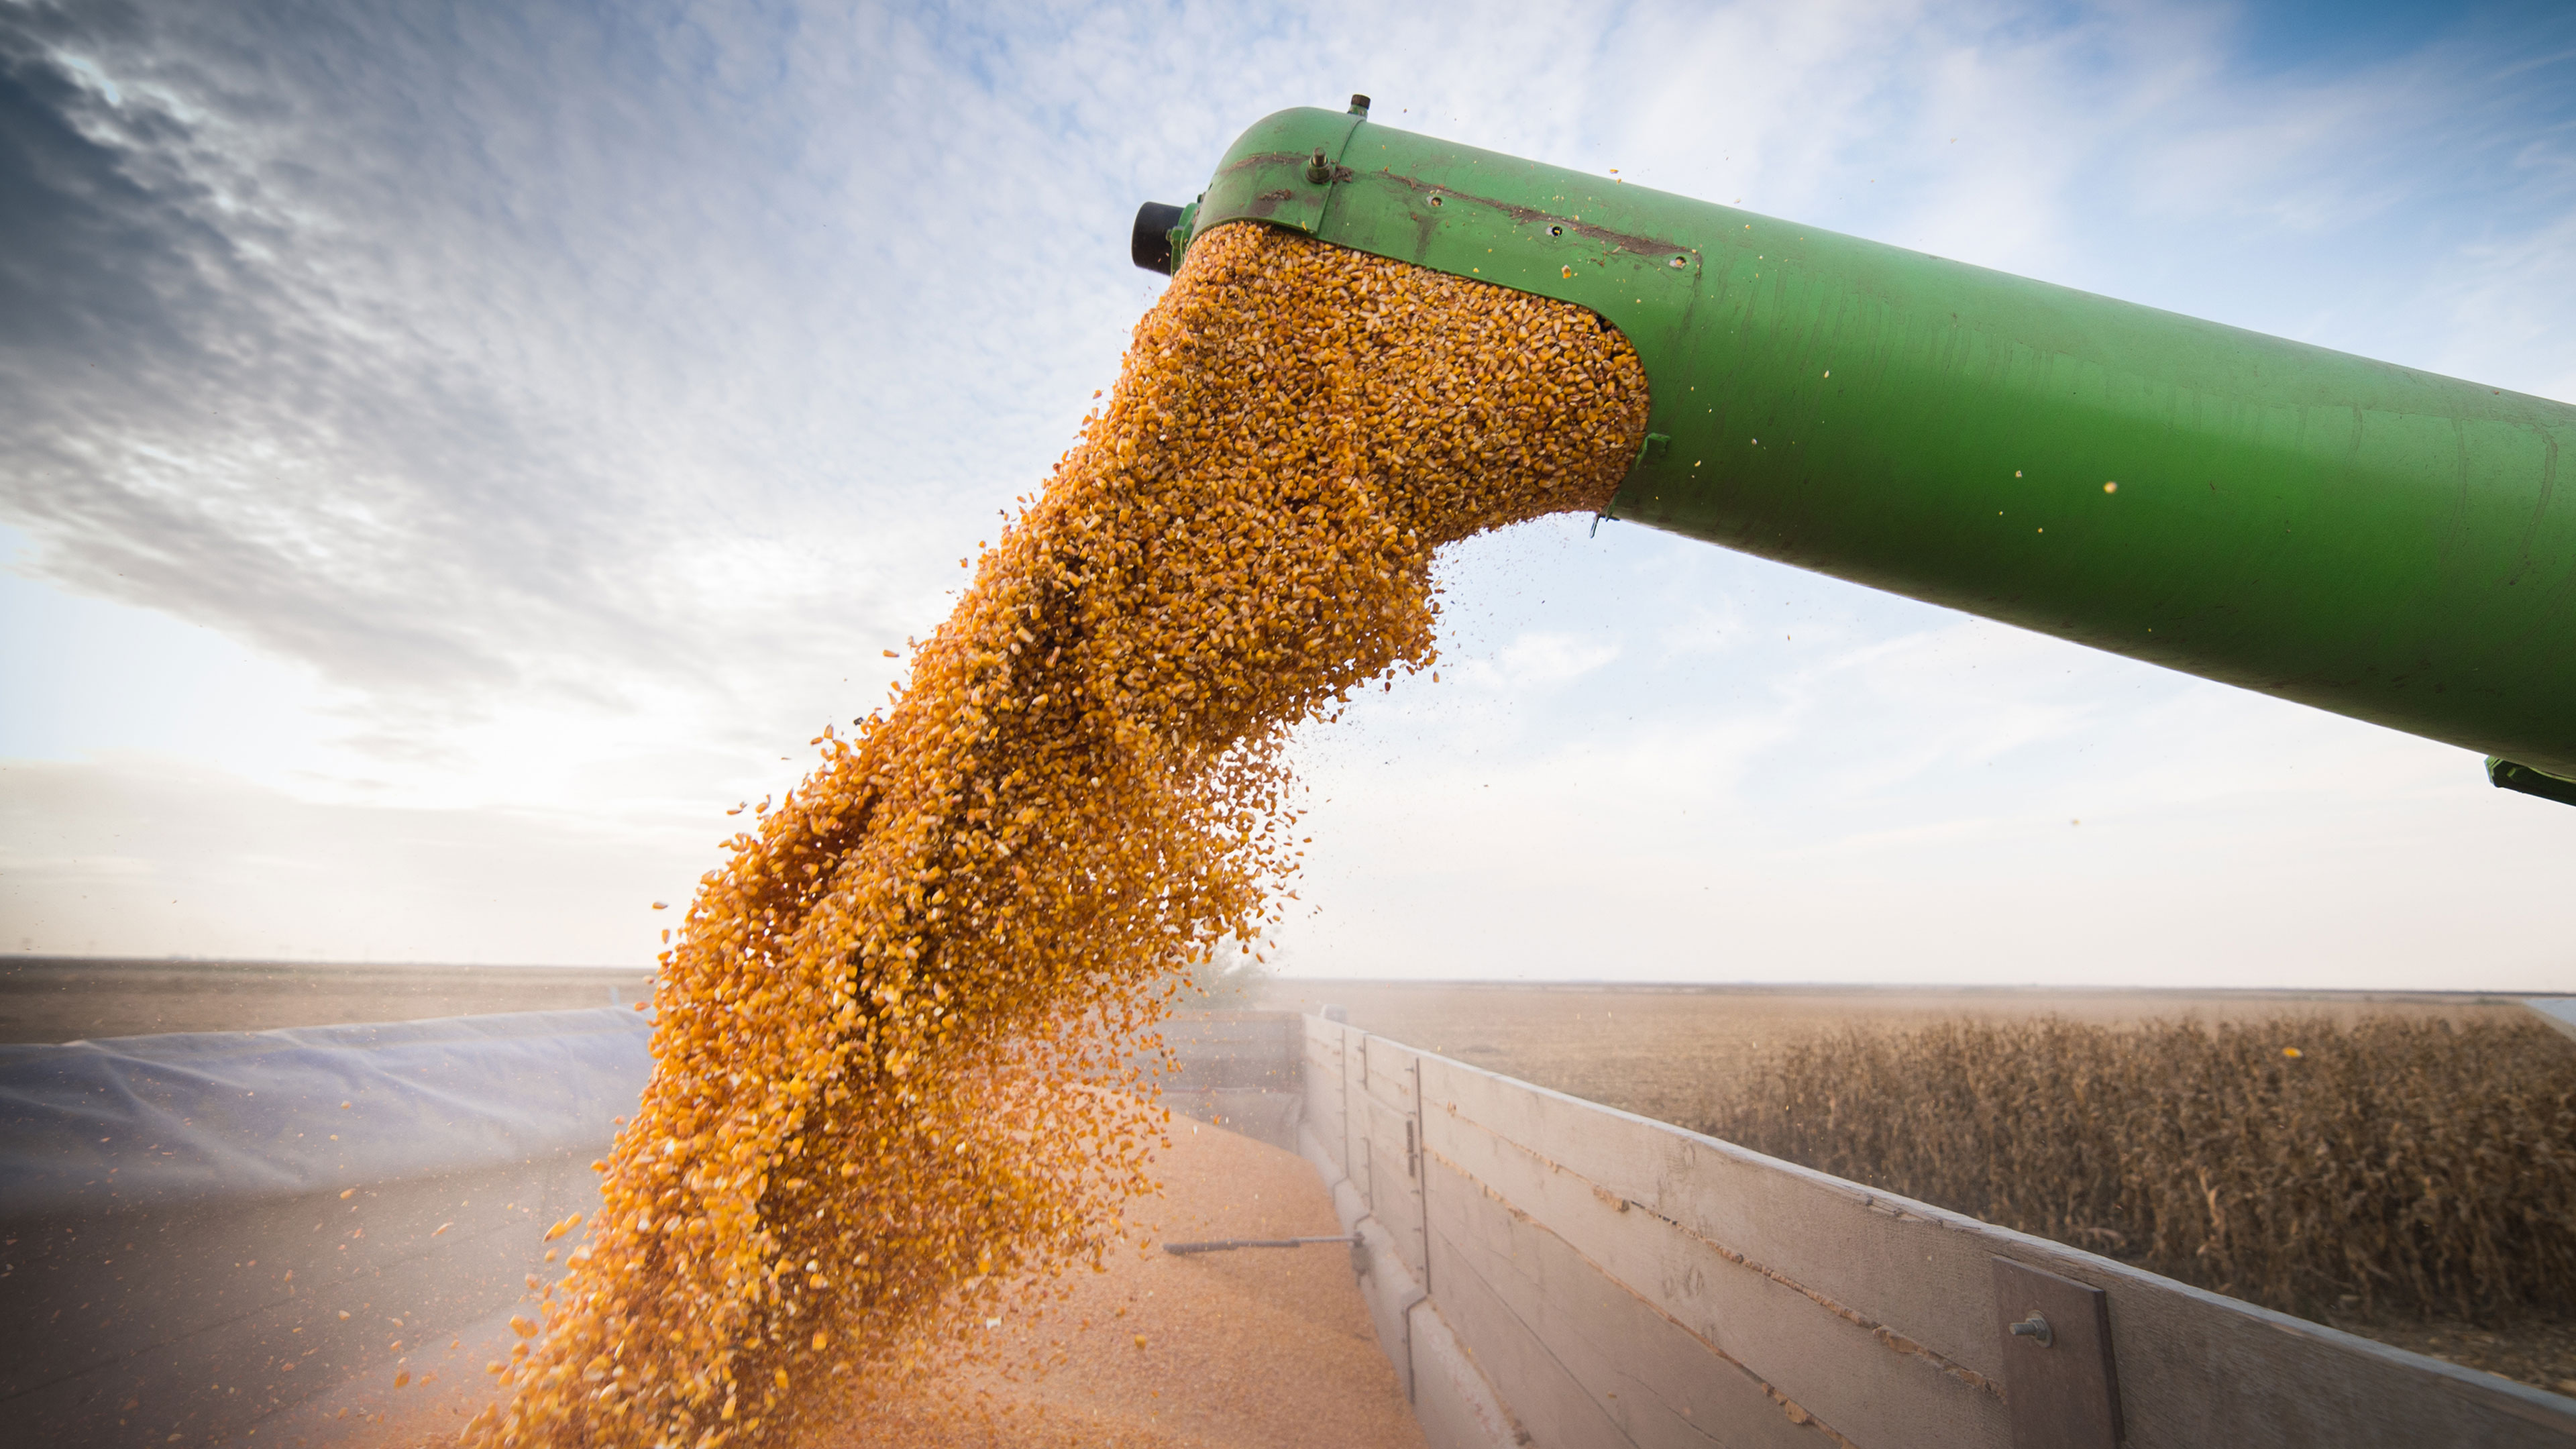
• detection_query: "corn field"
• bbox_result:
[1695,1016,2576,1323]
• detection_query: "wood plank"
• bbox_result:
[1343,1024,1372,1207]
[1363,1035,1421,1114]
[1352,1214,1419,1402]
[1303,1058,1346,1173]
[1415,1161,1631,1448]
[1301,1016,1342,1067]
[1360,1085,1429,1283]
[1356,1038,1427,1282]
[1424,1079,2002,1448]
[1428,1053,1982,1364]
[1426,1152,1858,1449]
[1405,1296,1526,1449]
[1300,1017,1348,1175]
[1418,1049,2576,1449]
[1299,1016,1343,1077]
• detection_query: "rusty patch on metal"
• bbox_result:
[1373,170,1688,262]
[1223,149,1316,176]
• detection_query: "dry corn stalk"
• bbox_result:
[1699,1015,2576,1324]
[464,222,1649,1447]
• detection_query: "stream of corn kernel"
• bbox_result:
[460,222,1650,1448]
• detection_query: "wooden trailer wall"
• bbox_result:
[1291,1013,2576,1449]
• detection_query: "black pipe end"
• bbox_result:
[1132,201,1185,274]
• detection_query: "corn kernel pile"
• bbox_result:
[464,221,1649,1448]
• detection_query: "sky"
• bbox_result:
[1,0,2572,988]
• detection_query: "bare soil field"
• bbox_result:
[1263,980,2576,1396]
[0,957,655,1044]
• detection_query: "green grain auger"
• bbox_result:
[1134,97,2576,806]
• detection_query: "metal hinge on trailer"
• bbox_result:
[1994,1257,2123,1449]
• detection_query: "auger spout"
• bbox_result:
[1138,101,2576,803]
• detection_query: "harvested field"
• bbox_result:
[0,957,654,1044]
[1276,981,2576,1394]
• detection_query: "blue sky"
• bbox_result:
[2,0,2571,985]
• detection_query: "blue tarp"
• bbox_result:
[2528,997,2576,1042]
[0,1008,655,1222]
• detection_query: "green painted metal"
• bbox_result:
[1156,104,2576,787]
[2489,757,2576,807]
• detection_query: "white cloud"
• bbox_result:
[0,753,700,964]
[1490,632,1623,692]
[1,0,2571,985]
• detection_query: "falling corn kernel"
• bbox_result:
[468,221,1647,1449]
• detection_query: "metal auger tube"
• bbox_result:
[1138,101,2576,800]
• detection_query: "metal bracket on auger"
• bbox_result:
[2488,757,2576,807]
